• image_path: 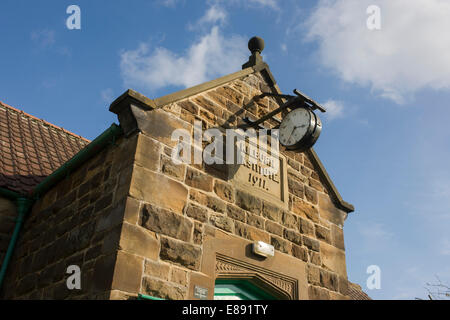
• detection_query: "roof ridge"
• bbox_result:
[0,100,90,143]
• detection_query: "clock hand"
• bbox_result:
[286,126,297,143]
[286,124,307,144]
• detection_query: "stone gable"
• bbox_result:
[1,56,354,300]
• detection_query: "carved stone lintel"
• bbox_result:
[215,254,298,299]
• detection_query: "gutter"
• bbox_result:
[30,123,123,199]
[0,123,123,292]
[0,196,32,289]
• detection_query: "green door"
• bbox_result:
[214,279,277,300]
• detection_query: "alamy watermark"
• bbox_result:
[171,120,281,176]
[366,265,381,290]
[66,5,81,30]
[66,265,81,290]
[366,5,381,30]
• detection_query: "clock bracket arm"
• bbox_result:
[236,89,326,131]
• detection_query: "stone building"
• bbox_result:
[0,38,370,300]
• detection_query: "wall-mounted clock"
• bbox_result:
[279,107,322,151]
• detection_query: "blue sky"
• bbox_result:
[1,0,449,299]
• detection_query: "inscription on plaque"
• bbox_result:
[228,143,288,208]
[194,286,209,300]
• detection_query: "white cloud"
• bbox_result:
[199,4,227,26]
[441,239,450,256]
[214,0,279,10]
[31,29,55,49]
[160,0,180,7]
[120,26,247,92]
[248,0,278,9]
[358,222,393,241]
[188,4,228,30]
[101,88,114,103]
[322,99,344,120]
[305,0,450,104]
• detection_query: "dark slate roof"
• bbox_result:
[0,101,90,194]
[347,282,372,300]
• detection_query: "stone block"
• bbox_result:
[134,134,160,171]
[331,224,345,250]
[320,269,339,292]
[93,253,116,292]
[309,178,323,192]
[303,236,320,252]
[283,229,302,245]
[144,259,170,280]
[308,285,330,300]
[170,267,188,286]
[318,193,347,227]
[142,276,186,300]
[288,177,304,198]
[123,196,140,225]
[235,222,270,243]
[262,202,282,223]
[235,189,262,214]
[160,237,202,271]
[270,235,292,255]
[299,217,315,236]
[161,155,186,181]
[310,251,322,266]
[304,186,318,204]
[185,202,209,223]
[265,220,283,236]
[111,250,144,293]
[315,224,331,244]
[130,166,188,214]
[141,204,193,242]
[291,198,319,223]
[119,222,159,259]
[189,190,226,213]
[139,109,191,148]
[226,204,246,223]
[214,180,235,203]
[282,211,298,229]
[247,213,264,229]
[320,242,347,278]
[185,167,213,192]
[308,264,320,285]
[193,222,203,245]
[292,244,308,262]
[209,213,234,233]
[178,100,199,115]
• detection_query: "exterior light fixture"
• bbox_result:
[252,241,275,258]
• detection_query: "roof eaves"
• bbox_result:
[0,101,90,144]
[153,67,255,108]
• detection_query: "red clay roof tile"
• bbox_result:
[0,101,90,194]
[347,282,372,300]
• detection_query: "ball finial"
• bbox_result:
[248,36,265,54]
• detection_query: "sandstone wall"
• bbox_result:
[0,197,16,266]
[109,71,350,300]
[0,70,351,300]
[0,135,136,299]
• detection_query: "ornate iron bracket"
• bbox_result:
[238,89,326,131]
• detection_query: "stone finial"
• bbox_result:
[248,36,265,54]
[242,36,265,69]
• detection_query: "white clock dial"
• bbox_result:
[279,108,311,147]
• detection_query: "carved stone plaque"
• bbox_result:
[228,141,288,208]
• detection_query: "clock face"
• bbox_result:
[279,108,312,148]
